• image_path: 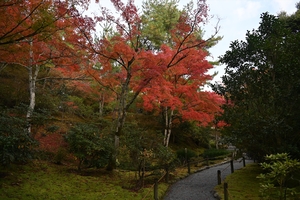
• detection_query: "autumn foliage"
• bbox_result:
[85,0,223,148]
[0,0,224,166]
[0,0,90,68]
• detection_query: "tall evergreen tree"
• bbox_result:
[212,8,300,160]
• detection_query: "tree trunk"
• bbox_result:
[163,107,173,147]
[215,131,219,149]
[99,93,104,117]
[107,66,131,170]
[0,63,8,73]
[163,107,168,146]
[26,39,39,136]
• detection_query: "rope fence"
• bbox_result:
[141,156,217,200]
[219,157,247,200]
[141,171,166,200]
[140,150,248,199]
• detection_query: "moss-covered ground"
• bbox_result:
[0,160,169,200]
[214,163,263,200]
[0,155,230,200]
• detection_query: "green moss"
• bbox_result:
[214,163,262,200]
[0,161,168,200]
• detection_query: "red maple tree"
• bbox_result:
[140,36,224,146]
[0,0,92,134]
[84,0,223,157]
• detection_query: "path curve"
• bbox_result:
[164,159,253,200]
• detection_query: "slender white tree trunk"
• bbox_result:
[108,71,130,170]
[26,39,40,135]
[99,93,104,117]
[215,131,219,149]
[164,107,173,147]
[164,107,168,146]
[0,63,8,73]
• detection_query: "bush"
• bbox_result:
[118,121,164,171]
[154,145,177,183]
[202,148,230,159]
[0,111,37,166]
[176,148,197,163]
[45,125,60,133]
[64,123,112,170]
[53,148,67,164]
[66,96,94,118]
[257,153,300,199]
[173,121,211,148]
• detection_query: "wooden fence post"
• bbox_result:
[185,148,187,163]
[165,166,169,183]
[217,170,221,185]
[154,179,158,200]
[224,182,228,200]
[230,159,234,173]
[243,156,246,167]
[187,160,191,174]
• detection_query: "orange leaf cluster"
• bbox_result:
[85,0,224,127]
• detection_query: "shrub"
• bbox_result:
[118,121,164,171]
[53,148,67,165]
[66,96,94,118]
[176,148,197,163]
[64,123,112,170]
[202,148,230,159]
[154,145,177,183]
[0,111,37,166]
[45,125,60,133]
[257,153,300,199]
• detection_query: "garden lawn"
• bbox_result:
[0,160,168,200]
[214,163,262,200]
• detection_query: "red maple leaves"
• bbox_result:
[0,0,225,144]
[85,0,225,139]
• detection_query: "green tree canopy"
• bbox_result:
[141,0,182,50]
[212,9,300,160]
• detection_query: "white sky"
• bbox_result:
[203,0,298,84]
[94,0,298,86]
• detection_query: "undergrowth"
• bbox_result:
[0,156,228,200]
[0,160,168,200]
[214,163,263,200]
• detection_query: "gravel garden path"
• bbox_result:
[164,159,254,200]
